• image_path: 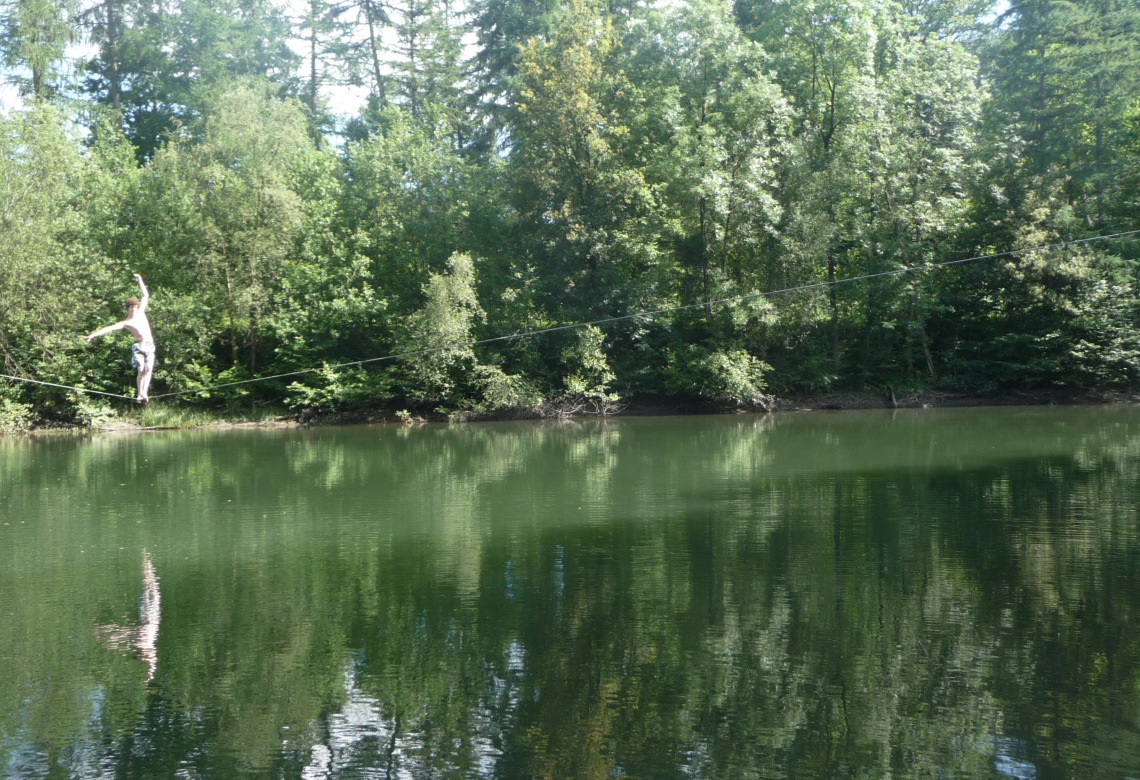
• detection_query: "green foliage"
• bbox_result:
[471,363,541,413]
[397,251,485,402]
[552,325,622,414]
[1061,278,1140,384]
[468,0,561,149]
[635,0,790,321]
[285,365,395,410]
[126,84,312,386]
[985,0,1140,230]
[72,392,118,427]
[560,326,613,397]
[396,252,540,415]
[0,396,34,432]
[0,105,124,417]
[1,0,1139,423]
[387,0,467,137]
[341,105,479,306]
[80,0,300,159]
[0,0,75,97]
[665,345,770,403]
[511,0,660,318]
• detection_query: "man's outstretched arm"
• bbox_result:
[84,321,125,342]
[134,273,149,313]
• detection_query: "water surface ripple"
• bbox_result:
[2,406,1139,779]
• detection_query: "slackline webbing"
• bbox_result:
[2,229,1138,403]
[0,373,135,400]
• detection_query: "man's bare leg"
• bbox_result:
[138,357,154,402]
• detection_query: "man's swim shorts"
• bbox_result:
[131,343,155,370]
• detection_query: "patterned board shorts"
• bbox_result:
[131,343,156,371]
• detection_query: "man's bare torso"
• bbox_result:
[123,311,155,349]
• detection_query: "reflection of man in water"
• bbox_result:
[94,549,161,683]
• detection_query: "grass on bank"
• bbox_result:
[62,392,290,431]
[0,398,291,433]
[113,402,290,429]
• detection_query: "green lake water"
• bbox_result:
[2,406,1139,779]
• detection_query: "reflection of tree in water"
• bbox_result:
[3,411,1140,778]
[94,549,161,683]
[298,654,513,780]
[299,660,392,780]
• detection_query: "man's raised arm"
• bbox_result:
[134,273,149,313]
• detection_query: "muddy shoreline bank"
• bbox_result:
[323,385,1140,426]
[9,385,1139,434]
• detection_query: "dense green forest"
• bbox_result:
[0,0,1138,426]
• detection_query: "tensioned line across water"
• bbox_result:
[3,229,1138,402]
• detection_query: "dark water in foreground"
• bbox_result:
[2,407,1139,779]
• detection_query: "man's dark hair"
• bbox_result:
[126,296,141,312]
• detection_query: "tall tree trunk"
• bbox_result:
[225,265,239,367]
[829,250,840,369]
[248,326,258,375]
[309,0,319,115]
[906,293,916,374]
[1094,76,1105,226]
[107,0,120,111]
[906,288,937,379]
[699,198,712,324]
[919,324,937,380]
[408,19,419,116]
[861,298,876,390]
[825,186,840,369]
[364,0,385,100]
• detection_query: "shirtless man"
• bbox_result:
[85,274,156,402]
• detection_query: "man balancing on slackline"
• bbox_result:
[84,273,156,403]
